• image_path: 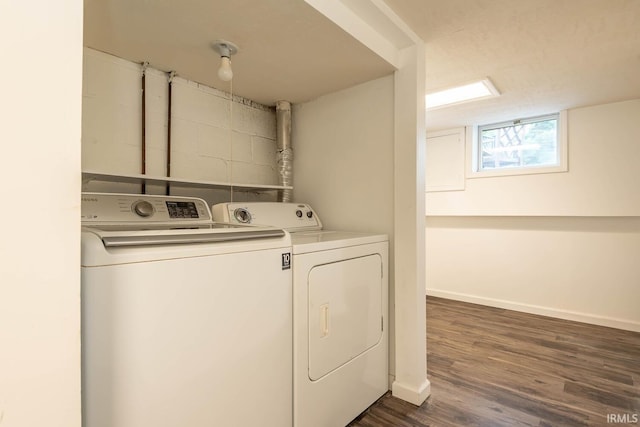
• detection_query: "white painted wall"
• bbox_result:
[82,48,278,204]
[427,99,640,216]
[427,217,640,331]
[0,1,82,426]
[292,76,394,234]
[425,99,640,332]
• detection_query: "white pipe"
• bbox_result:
[276,100,293,202]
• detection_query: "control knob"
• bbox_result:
[133,200,155,217]
[234,208,252,223]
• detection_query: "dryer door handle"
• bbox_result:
[320,304,330,338]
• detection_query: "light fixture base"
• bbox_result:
[212,40,239,57]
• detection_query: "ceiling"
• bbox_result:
[386,0,640,130]
[84,0,640,131]
[83,0,395,106]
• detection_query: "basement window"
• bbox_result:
[470,111,567,178]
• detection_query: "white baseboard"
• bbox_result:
[391,379,431,406]
[426,289,640,333]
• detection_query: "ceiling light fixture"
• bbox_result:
[212,40,239,82]
[426,78,499,110]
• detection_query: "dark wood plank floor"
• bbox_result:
[349,297,640,426]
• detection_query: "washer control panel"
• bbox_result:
[81,193,211,224]
[212,202,322,232]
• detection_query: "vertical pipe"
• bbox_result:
[141,62,149,194]
[166,71,175,196]
[276,100,293,202]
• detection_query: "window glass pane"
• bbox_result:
[479,115,558,170]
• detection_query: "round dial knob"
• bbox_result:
[133,200,154,217]
[234,208,252,224]
[306,210,313,218]
[296,210,303,218]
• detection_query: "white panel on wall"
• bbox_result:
[425,128,465,192]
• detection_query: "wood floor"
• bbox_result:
[349,297,640,426]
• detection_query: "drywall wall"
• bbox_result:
[426,216,640,331]
[426,99,640,216]
[425,99,640,332]
[0,0,82,426]
[292,75,394,234]
[82,48,279,204]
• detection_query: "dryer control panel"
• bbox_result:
[212,202,322,232]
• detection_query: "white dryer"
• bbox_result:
[212,202,389,427]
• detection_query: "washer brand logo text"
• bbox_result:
[82,197,98,202]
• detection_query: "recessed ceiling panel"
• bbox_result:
[84,0,396,106]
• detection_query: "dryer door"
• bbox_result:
[308,254,383,381]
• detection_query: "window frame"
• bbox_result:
[468,110,568,179]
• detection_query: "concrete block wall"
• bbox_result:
[82,48,278,203]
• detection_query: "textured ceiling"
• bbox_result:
[386,0,640,130]
[84,0,640,130]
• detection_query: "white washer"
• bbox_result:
[212,202,389,427]
[81,193,293,427]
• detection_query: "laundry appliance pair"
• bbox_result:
[81,193,388,427]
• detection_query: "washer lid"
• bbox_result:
[291,231,388,254]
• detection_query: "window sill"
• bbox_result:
[467,164,568,179]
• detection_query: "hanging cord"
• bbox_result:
[166,71,176,196]
[229,79,234,202]
[141,62,149,194]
